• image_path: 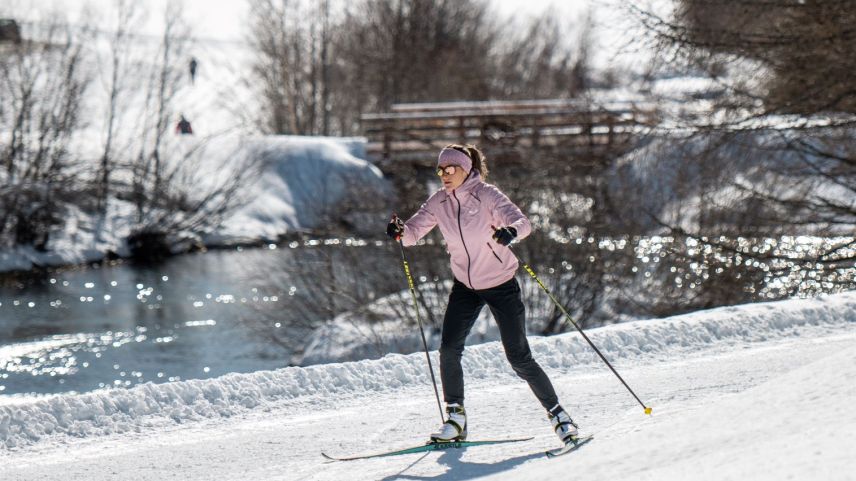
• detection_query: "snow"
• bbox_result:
[0,198,138,272]
[0,134,389,273]
[299,279,850,365]
[483,336,856,481]
[1,291,854,480]
[205,135,389,243]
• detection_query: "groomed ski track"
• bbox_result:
[2,292,855,480]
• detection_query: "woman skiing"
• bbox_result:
[387,144,579,446]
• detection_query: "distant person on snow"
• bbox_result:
[189,57,198,85]
[387,144,580,446]
[176,115,193,135]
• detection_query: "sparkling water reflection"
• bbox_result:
[0,240,393,398]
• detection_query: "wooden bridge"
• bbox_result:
[361,98,658,167]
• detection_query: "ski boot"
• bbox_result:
[430,403,467,442]
[548,404,580,445]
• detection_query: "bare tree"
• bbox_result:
[0,17,92,250]
[247,0,594,136]
[123,136,263,259]
[634,0,856,116]
[148,2,190,203]
[116,2,260,258]
[247,0,336,135]
[630,0,856,234]
[491,10,593,99]
[620,0,856,305]
[95,0,141,213]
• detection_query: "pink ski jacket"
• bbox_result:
[401,172,532,290]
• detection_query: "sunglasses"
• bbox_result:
[436,165,458,177]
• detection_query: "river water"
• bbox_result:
[0,240,398,401]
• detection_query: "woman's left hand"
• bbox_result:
[492,226,517,246]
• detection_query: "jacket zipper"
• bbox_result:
[452,190,474,289]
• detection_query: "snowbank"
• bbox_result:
[210,135,390,244]
[298,280,856,365]
[0,135,390,273]
[0,199,138,272]
[612,128,856,235]
[1,291,853,450]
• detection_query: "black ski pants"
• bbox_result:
[439,277,559,411]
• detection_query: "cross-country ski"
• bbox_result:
[322,437,534,462]
[545,435,594,458]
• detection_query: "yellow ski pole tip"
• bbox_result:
[644,407,653,415]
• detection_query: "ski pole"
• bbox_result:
[395,231,445,424]
[505,244,653,416]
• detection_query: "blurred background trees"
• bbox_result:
[0,4,260,259]
[247,0,596,136]
[618,0,856,314]
[0,17,92,251]
[630,0,855,237]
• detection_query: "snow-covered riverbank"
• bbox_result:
[0,135,389,274]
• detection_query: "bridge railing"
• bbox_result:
[361,99,658,165]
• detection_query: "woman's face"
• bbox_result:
[438,164,468,192]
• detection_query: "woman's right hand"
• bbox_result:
[387,215,405,241]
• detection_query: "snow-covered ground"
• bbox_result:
[0,135,389,273]
[1,292,854,480]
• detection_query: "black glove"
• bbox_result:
[387,216,404,241]
[492,226,517,246]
